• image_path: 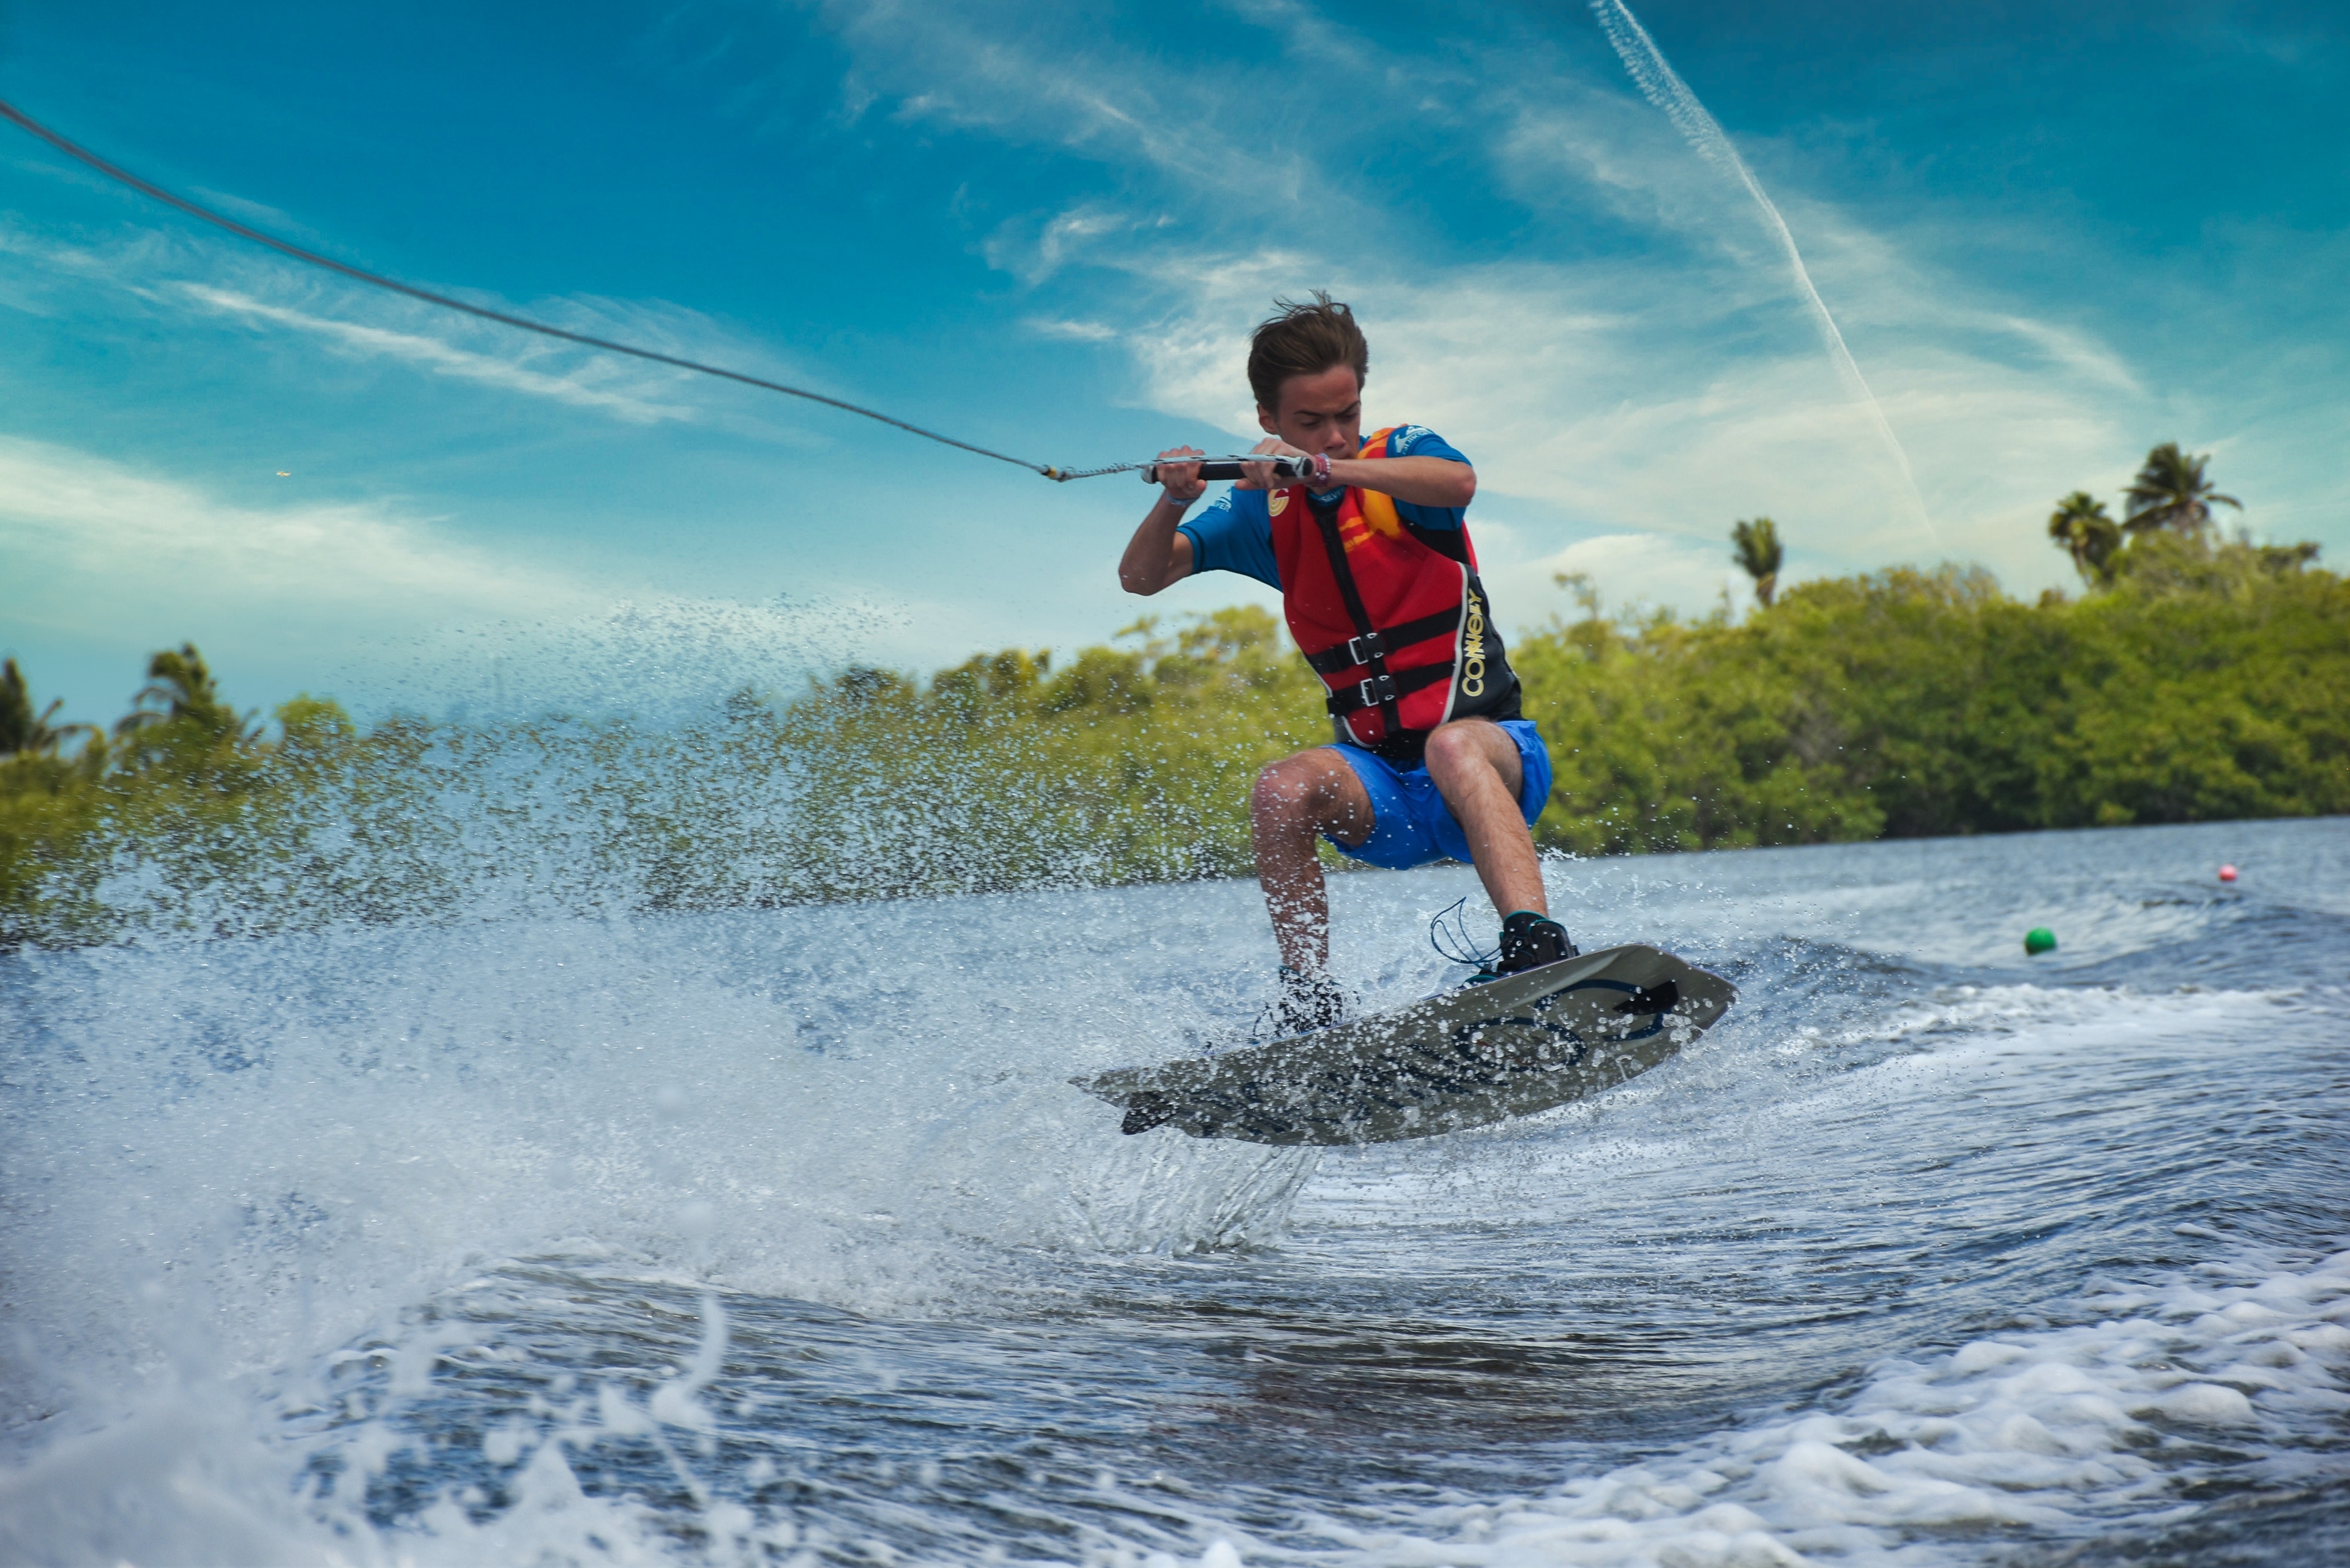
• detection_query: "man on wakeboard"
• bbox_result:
[1118,293,1573,1034]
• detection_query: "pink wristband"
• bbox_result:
[1312,451,1332,483]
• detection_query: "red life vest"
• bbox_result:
[1269,427,1522,764]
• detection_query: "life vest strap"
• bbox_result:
[1323,659,1453,717]
[1305,495,1408,738]
[1302,607,1464,676]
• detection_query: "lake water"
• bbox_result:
[4,816,2348,1566]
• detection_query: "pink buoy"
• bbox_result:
[2218,864,2239,883]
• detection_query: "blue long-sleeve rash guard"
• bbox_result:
[1175,425,1469,592]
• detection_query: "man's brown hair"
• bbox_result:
[1247,291,1369,412]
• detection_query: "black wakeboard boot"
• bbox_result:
[1266,965,1351,1037]
[1494,910,1578,976]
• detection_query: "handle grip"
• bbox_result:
[1142,454,1313,483]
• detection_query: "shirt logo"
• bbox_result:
[1267,488,1290,518]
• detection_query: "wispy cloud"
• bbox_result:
[984,206,1166,285]
[1500,528,1744,624]
[0,434,599,645]
[1039,223,2145,590]
[1591,0,1932,542]
[1023,316,1119,343]
[817,0,2176,602]
[807,0,1337,211]
[178,283,699,422]
[1,217,845,441]
[0,432,1070,715]
[10,0,2321,689]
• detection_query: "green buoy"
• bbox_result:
[2024,927,2056,955]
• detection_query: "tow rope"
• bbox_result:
[0,95,1292,485]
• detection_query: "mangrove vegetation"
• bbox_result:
[5,445,2344,946]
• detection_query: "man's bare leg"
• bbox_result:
[1248,748,1375,978]
[1421,719,1546,919]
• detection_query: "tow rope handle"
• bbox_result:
[1138,455,1313,484]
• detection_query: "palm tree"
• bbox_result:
[0,657,92,756]
[114,643,248,740]
[2047,491,2122,586]
[2123,442,2240,536]
[1731,517,1783,607]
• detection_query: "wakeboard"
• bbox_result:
[1072,944,1735,1146]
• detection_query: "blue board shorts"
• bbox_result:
[1326,719,1553,870]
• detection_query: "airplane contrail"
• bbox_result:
[1592,0,1936,543]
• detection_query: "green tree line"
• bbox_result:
[6,447,2344,946]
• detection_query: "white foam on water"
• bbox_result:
[0,1384,693,1566]
[6,837,2345,1566]
[12,1241,2343,1568]
[1267,971,2350,1566]
[1286,1247,2350,1567]
[0,906,1317,1552]
[1305,976,2278,1221]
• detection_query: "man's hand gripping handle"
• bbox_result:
[1141,454,1313,484]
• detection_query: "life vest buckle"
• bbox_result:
[1344,630,1387,667]
[1356,671,1399,708]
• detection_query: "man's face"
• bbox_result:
[1258,365,1363,458]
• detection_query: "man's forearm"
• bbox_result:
[1119,495,1193,595]
[1324,455,1475,509]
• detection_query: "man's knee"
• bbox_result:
[1420,723,1482,778]
[1423,721,1517,794]
[1254,749,1371,844]
[1251,752,1326,823]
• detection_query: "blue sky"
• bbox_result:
[3,0,2344,723]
